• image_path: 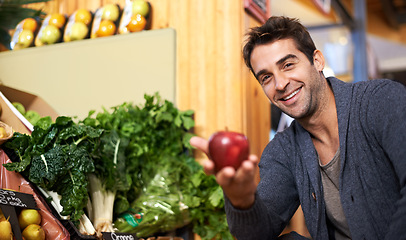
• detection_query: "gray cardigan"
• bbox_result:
[225,77,406,240]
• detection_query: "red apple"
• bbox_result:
[208,131,249,172]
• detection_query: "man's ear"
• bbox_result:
[313,50,325,72]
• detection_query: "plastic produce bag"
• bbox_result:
[0,149,70,240]
[115,164,191,237]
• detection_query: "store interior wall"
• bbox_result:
[269,0,406,135]
[271,0,406,80]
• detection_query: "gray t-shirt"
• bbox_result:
[319,148,352,239]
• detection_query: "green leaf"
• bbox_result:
[3,132,33,172]
[208,186,224,208]
[181,115,195,130]
[28,145,67,188]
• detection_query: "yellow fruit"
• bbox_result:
[0,127,7,138]
[19,209,41,230]
[0,208,5,221]
[132,0,150,17]
[22,18,38,32]
[17,29,34,48]
[0,219,13,240]
[102,4,120,21]
[70,22,88,40]
[22,224,45,240]
[127,14,146,32]
[48,13,66,29]
[75,9,92,25]
[96,20,116,37]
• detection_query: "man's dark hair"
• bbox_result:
[243,16,317,74]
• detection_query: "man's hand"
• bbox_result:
[190,136,259,209]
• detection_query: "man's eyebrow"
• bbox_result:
[255,69,268,80]
[254,54,298,80]
[276,54,298,66]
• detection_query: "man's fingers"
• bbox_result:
[234,159,256,182]
[218,155,259,186]
[216,167,236,186]
[190,136,209,154]
[202,159,216,175]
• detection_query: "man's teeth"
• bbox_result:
[284,89,300,101]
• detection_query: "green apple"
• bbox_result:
[40,25,61,44]
[25,110,41,125]
[17,29,34,48]
[70,22,88,40]
[13,102,26,115]
[132,0,149,17]
[102,4,120,21]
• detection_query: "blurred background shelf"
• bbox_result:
[0,28,176,119]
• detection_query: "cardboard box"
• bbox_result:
[0,84,59,134]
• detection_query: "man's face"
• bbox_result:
[250,38,325,120]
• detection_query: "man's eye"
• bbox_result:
[284,63,293,69]
[261,75,271,85]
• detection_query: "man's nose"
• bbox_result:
[274,73,289,91]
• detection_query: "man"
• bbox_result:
[190,16,406,239]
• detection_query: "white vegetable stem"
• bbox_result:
[88,173,116,237]
[38,187,96,236]
[78,214,96,236]
[37,187,68,220]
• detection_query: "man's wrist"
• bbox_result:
[229,194,256,210]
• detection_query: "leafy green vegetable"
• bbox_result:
[3,116,103,221]
[3,93,233,239]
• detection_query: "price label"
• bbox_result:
[102,232,138,240]
[0,188,37,209]
[0,189,38,240]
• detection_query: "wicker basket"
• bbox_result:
[0,121,14,145]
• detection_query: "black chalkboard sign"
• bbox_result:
[0,188,38,209]
[0,189,38,240]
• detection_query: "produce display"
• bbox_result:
[91,4,121,38]
[63,9,93,42]
[34,13,67,46]
[10,18,39,50]
[2,93,234,240]
[0,152,71,240]
[9,0,151,50]
[12,102,41,125]
[118,0,150,34]
[208,131,250,172]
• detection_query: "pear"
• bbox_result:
[0,208,5,221]
[19,209,41,230]
[0,219,13,240]
[22,224,45,240]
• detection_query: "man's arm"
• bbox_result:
[190,134,301,239]
[366,80,406,239]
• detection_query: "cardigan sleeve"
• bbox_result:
[225,131,300,240]
[365,80,406,239]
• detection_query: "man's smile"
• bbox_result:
[280,87,302,102]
